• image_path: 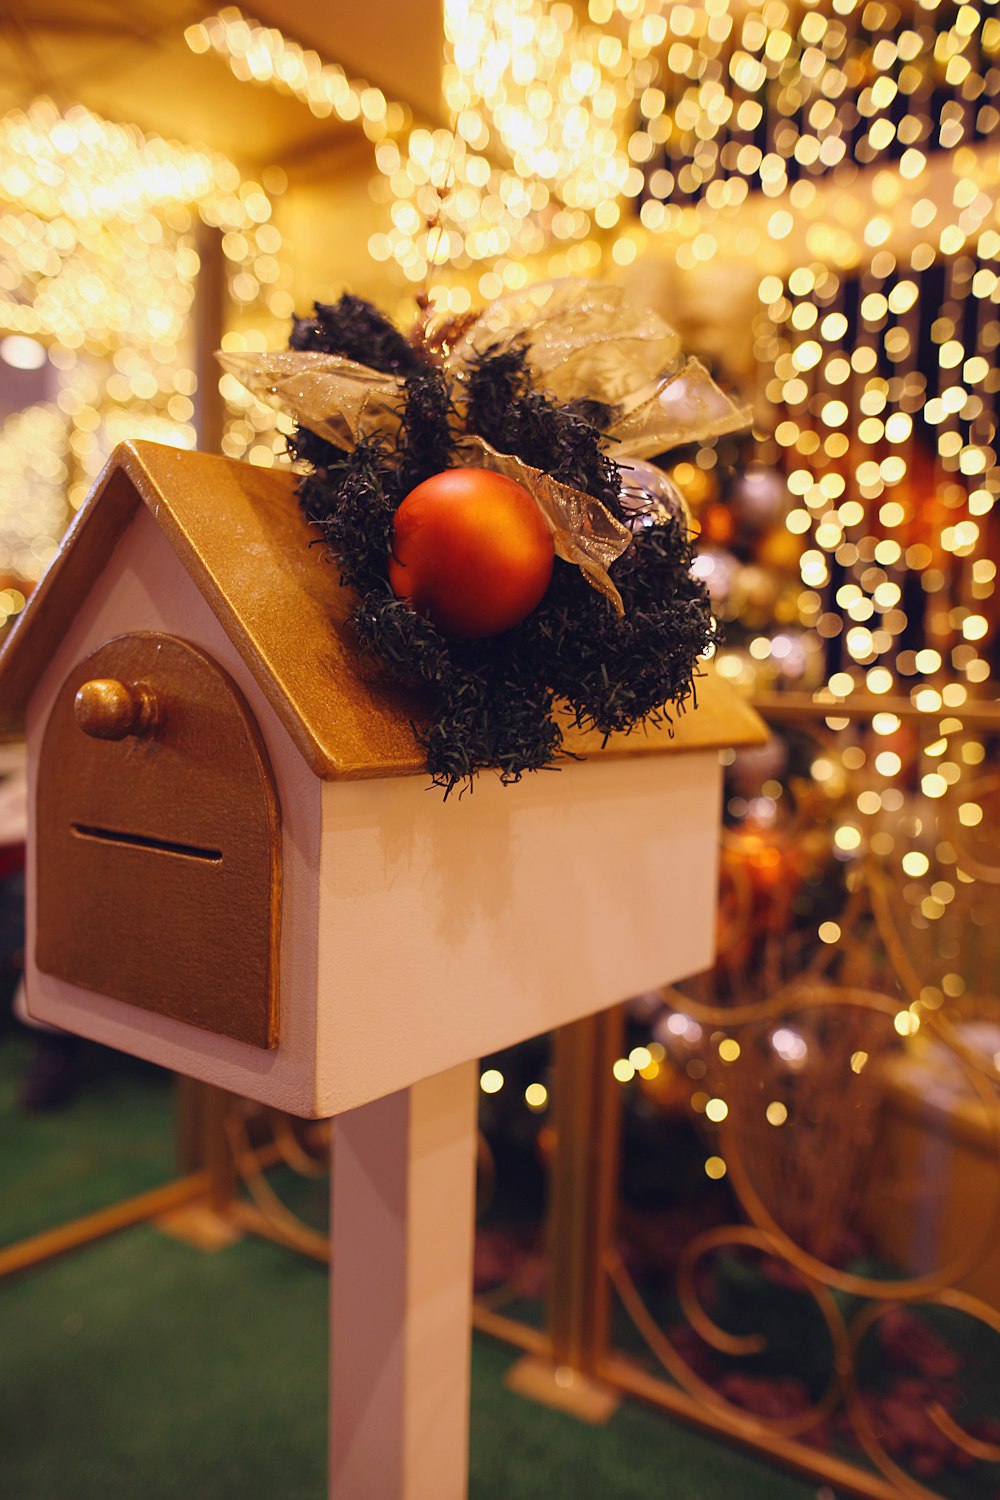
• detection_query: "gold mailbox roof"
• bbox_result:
[0,441,765,777]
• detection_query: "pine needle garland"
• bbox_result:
[288,294,720,796]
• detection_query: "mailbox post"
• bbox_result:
[0,441,765,1499]
[330,1063,478,1500]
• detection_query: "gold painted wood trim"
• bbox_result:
[0,1172,212,1281]
[120,442,430,780]
[36,632,281,1049]
[0,465,138,739]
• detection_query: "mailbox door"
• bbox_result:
[36,632,281,1048]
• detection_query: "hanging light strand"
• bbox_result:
[0,97,291,591]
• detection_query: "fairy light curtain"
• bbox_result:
[0,99,290,598]
[748,245,998,707]
[637,0,997,215]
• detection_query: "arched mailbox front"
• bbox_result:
[36,630,281,1048]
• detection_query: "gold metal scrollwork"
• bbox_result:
[846,1292,1000,1499]
[610,975,1000,1497]
[608,1224,849,1442]
[706,989,1000,1302]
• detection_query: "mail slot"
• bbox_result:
[36,630,280,1048]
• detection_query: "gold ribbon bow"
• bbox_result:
[219,280,750,615]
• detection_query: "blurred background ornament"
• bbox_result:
[697,501,734,547]
[689,547,738,607]
[728,465,789,531]
[617,458,691,534]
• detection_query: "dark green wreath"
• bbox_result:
[289,294,720,796]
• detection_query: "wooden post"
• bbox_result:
[548,1006,624,1378]
[329,1060,479,1500]
[193,224,227,454]
[158,1083,244,1251]
[504,1006,624,1423]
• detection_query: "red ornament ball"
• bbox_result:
[388,467,555,638]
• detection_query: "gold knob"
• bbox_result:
[74,679,158,740]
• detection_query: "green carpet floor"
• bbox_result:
[0,1034,825,1499]
[1,1031,175,1247]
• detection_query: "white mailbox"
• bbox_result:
[0,439,765,1500]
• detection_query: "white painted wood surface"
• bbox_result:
[22,494,727,1500]
[330,1061,478,1500]
[314,751,720,1115]
[25,504,722,1117]
[24,505,324,1116]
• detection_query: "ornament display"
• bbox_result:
[699,501,736,547]
[671,462,718,513]
[224,280,750,794]
[728,464,789,529]
[728,563,780,628]
[387,468,555,639]
[617,459,691,534]
[689,548,739,607]
[728,738,790,795]
[756,526,803,576]
[765,630,811,684]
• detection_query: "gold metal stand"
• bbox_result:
[162,1086,331,1261]
[0,1169,211,1279]
[503,1008,623,1423]
[0,1081,318,1278]
[479,693,1000,1500]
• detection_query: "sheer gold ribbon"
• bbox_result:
[218,280,750,611]
[456,436,631,614]
[440,279,752,458]
[218,348,405,450]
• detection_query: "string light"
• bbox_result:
[0,97,290,585]
[191,3,653,293]
[754,227,997,710]
[0,404,69,585]
[185,10,403,140]
[641,2,997,214]
[13,8,997,742]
